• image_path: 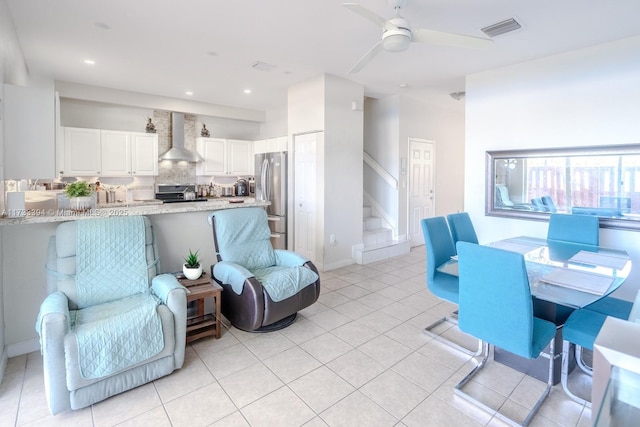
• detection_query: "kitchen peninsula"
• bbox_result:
[0,198,269,357]
[0,197,268,225]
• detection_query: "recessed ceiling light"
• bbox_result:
[243,89,252,94]
[185,91,193,96]
[84,59,95,65]
[399,83,408,88]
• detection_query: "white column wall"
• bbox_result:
[465,35,640,301]
[323,74,364,270]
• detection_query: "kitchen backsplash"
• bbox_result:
[155,110,198,185]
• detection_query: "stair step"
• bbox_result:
[363,216,382,231]
[363,206,372,217]
[363,227,392,245]
[354,239,411,265]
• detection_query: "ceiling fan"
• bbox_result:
[343,0,493,73]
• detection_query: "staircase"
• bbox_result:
[354,206,410,264]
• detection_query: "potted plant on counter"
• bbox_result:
[183,249,203,280]
[65,181,95,212]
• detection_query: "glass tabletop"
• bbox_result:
[437,236,632,309]
[594,366,640,426]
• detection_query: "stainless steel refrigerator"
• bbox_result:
[255,152,287,249]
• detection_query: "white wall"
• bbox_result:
[288,74,364,271]
[363,94,465,239]
[363,96,400,230]
[0,38,6,378]
[465,35,640,301]
[323,74,364,269]
[260,105,288,139]
[399,96,465,231]
[61,98,261,140]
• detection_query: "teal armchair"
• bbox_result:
[209,207,320,332]
[36,216,186,414]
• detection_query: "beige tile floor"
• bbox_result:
[0,246,592,427]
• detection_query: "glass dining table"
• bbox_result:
[436,236,632,384]
[437,236,632,309]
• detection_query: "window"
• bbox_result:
[486,145,640,231]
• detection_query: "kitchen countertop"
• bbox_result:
[0,197,269,226]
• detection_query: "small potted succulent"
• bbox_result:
[183,249,203,280]
[64,181,95,212]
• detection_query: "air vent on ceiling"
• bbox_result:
[481,17,522,38]
[251,61,277,71]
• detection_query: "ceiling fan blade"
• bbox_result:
[343,3,386,28]
[413,28,493,48]
[349,42,383,74]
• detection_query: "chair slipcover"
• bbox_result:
[36,216,186,414]
[209,207,320,332]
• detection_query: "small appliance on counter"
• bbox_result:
[221,185,234,197]
[155,184,208,203]
[234,178,249,196]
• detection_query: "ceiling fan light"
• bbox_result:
[382,33,411,52]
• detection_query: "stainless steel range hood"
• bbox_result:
[158,112,203,162]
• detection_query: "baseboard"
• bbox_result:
[7,338,40,358]
[322,258,355,272]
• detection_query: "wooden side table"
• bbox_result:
[177,272,223,343]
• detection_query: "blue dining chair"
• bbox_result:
[561,296,633,406]
[547,213,599,246]
[531,198,547,211]
[541,196,558,213]
[421,217,480,356]
[446,212,479,245]
[455,241,557,426]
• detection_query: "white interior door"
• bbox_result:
[408,139,435,247]
[293,132,320,263]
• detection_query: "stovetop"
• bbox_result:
[155,184,208,203]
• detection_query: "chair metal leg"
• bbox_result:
[575,345,593,375]
[424,311,483,356]
[455,339,555,426]
[561,340,592,407]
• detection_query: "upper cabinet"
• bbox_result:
[59,127,158,177]
[130,133,159,175]
[254,136,288,154]
[196,138,253,176]
[63,127,102,176]
[4,81,56,179]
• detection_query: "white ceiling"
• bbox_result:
[6,0,640,113]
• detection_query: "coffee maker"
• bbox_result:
[233,178,249,196]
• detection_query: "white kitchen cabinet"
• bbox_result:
[196,138,253,176]
[227,139,253,175]
[60,128,158,177]
[253,136,287,154]
[100,130,131,176]
[131,133,159,175]
[196,138,226,175]
[4,79,56,179]
[62,127,101,176]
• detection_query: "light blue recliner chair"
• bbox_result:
[209,207,320,332]
[36,216,187,414]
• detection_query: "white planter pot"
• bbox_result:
[183,264,203,280]
[69,195,95,212]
